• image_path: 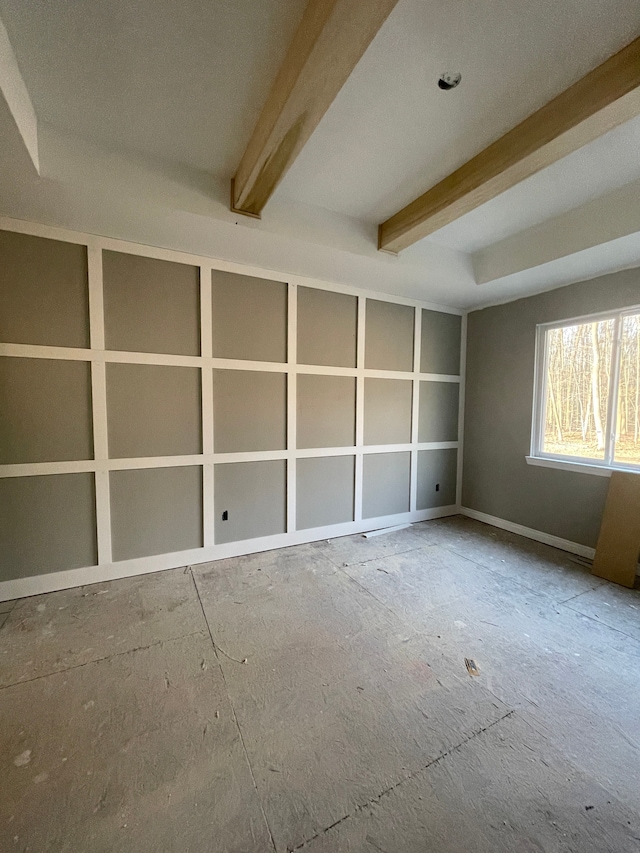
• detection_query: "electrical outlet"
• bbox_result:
[222,510,228,521]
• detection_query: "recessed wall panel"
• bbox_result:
[214,460,286,544]
[0,230,89,348]
[106,363,201,458]
[212,270,287,362]
[417,449,458,509]
[297,374,355,449]
[362,452,410,519]
[418,382,459,443]
[213,370,286,453]
[297,287,357,367]
[364,378,412,445]
[0,357,93,464]
[421,310,462,375]
[0,474,97,580]
[297,456,355,530]
[103,251,200,355]
[110,466,203,561]
[365,300,414,371]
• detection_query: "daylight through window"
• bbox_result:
[532,309,640,470]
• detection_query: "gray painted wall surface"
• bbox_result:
[463,268,640,547]
[106,363,202,458]
[418,382,459,443]
[297,374,356,449]
[297,287,357,367]
[363,452,411,518]
[0,357,93,464]
[213,369,286,453]
[0,230,89,348]
[417,449,457,509]
[365,300,414,371]
[0,474,97,578]
[297,456,355,530]
[110,466,203,561]
[214,460,286,544]
[103,251,200,356]
[364,379,412,445]
[212,270,287,363]
[421,310,461,375]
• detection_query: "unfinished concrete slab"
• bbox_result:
[193,546,508,851]
[0,633,271,853]
[300,713,640,853]
[563,578,640,640]
[2,518,640,852]
[414,515,605,600]
[0,568,205,686]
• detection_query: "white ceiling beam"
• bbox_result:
[379,37,640,254]
[0,14,39,173]
[231,0,400,219]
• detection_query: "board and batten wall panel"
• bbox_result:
[213,369,287,453]
[0,357,93,464]
[0,230,89,348]
[0,221,463,595]
[103,251,200,356]
[297,456,355,529]
[463,268,640,548]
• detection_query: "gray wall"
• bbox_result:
[0,227,462,585]
[463,268,640,548]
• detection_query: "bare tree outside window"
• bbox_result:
[614,313,640,466]
[542,319,614,460]
[537,310,640,469]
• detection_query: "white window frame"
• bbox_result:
[527,305,640,478]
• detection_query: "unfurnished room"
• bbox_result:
[1,2,640,851]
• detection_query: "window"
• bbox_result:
[529,307,640,474]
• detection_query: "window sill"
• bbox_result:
[525,456,613,477]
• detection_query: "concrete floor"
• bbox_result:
[2,516,640,853]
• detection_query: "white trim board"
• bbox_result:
[460,506,596,560]
[0,505,458,602]
[460,506,640,577]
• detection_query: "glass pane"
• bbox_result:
[613,314,640,466]
[542,319,615,460]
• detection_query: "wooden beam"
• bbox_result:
[379,37,640,254]
[231,0,399,218]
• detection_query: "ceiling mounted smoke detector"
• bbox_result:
[438,72,462,91]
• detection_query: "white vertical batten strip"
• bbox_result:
[456,312,468,509]
[410,306,422,512]
[287,283,298,532]
[200,265,215,547]
[87,242,112,564]
[354,297,367,522]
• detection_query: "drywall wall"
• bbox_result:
[0,220,462,595]
[463,267,640,548]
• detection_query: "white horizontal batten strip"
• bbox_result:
[0,343,461,384]
[0,343,91,361]
[0,460,96,478]
[0,442,460,478]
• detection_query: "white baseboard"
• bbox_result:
[0,505,458,602]
[459,506,596,560]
